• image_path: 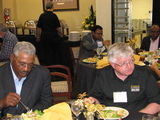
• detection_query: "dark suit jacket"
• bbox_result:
[79,33,106,59]
[0,63,53,118]
[140,36,160,51]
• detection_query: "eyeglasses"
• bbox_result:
[150,30,160,33]
[14,57,34,69]
[114,59,135,68]
[95,32,103,36]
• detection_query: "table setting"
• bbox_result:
[138,50,160,65]
[2,102,73,120]
[2,92,160,120]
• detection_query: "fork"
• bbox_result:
[19,100,31,112]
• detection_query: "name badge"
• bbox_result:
[113,91,127,103]
[131,85,140,92]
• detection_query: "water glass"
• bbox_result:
[154,50,160,57]
[142,115,154,120]
[147,54,153,64]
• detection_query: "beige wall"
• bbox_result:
[1,0,95,33]
[0,0,152,38]
[96,0,112,41]
[132,0,152,19]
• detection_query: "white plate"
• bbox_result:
[137,61,145,66]
[98,106,129,120]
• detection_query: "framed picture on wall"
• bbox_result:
[43,0,79,11]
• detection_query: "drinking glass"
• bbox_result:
[147,54,153,64]
[71,102,83,120]
[140,54,146,62]
[154,50,159,57]
[96,48,101,58]
[142,115,154,120]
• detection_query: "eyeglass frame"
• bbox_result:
[150,30,160,34]
[14,56,35,69]
[95,32,103,36]
[113,59,135,68]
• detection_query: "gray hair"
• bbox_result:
[0,23,8,32]
[13,41,36,57]
[108,42,134,63]
[46,2,53,9]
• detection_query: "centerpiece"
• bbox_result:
[72,92,106,120]
[72,92,129,120]
[81,5,96,30]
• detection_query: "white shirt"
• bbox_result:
[149,36,160,51]
[10,63,26,95]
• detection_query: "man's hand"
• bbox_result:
[102,40,110,47]
[84,97,100,104]
[0,92,21,109]
[135,48,143,54]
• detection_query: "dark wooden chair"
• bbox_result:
[69,47,80,83]
[44,65,72,104]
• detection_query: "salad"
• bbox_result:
[82,57,99,63]
[21,110,44,120]
[99,107,129,119]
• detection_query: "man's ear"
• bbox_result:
[10,54,14,62]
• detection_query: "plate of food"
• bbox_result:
[138,51,149,56]
[21,109,44,120]
[82,57,99,63]
[98,106,129,120]
[100,52,108,56]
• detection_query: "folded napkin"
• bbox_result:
[133,54,140,64]
[96,56,109,69]
[39,102,72,120]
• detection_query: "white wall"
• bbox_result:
[96,0,112,41]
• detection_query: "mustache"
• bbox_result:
[21,71,29,74]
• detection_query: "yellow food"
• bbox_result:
[96,57,109,69]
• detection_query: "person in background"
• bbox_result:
[84,42,160,119]
[136,24,160,53]
[0,41,53,118]
[0,23,18,61]
[36,1,62,66]
[79,25,110,59]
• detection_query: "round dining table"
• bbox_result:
[76,59,99,94]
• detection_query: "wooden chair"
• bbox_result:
[44,65,71,81]
[44,65,72,104]
[69,47,80,83]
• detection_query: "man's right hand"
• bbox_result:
[84,97,100,104]
[102,40,110,47]
[0,92,21,109]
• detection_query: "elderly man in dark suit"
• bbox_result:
[79,25,110,59]
[0,41,53,118]
[136,24,160,53]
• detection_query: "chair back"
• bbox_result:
[69,47,80,65]
[69,47,80,83]
[50,72,71,104]
[44,65,71,81]
[44,65,72,104]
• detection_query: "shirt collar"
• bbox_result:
[150,36,160,42]
[10,62,26,81]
